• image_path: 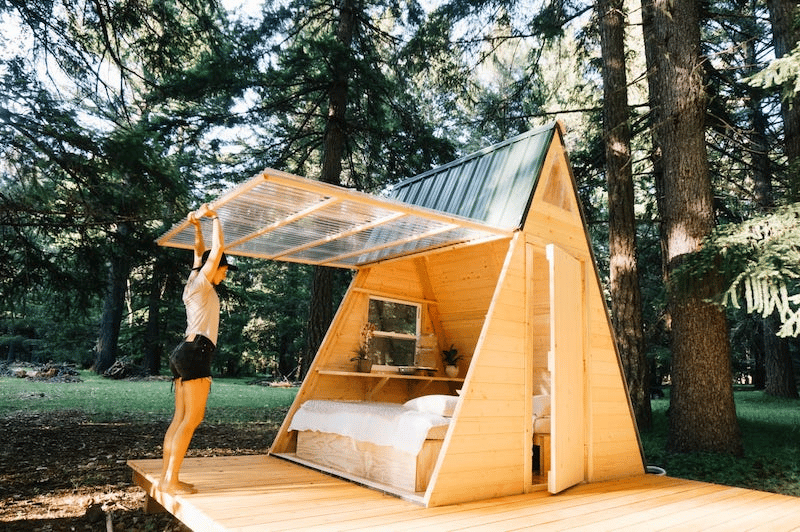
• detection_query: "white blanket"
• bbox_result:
[289,400,450,455]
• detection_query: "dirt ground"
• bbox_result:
[0,408,285,531]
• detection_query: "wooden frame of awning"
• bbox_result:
[157,168,513,268]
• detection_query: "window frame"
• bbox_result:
[367,296,421,369]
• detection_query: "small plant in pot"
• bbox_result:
[351,322,376,372]
[442,344,462,378]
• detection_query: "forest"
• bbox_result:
[1,0,799,458]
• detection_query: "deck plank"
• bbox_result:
[571,484,748,532]
[128,455,800,531]
[414,478,704,531]
[699,494,800,532]
[400,477,679,531]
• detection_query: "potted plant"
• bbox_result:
[351,322,376,372]
[441,344,462,378]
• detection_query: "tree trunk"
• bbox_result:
[743,31,767,390]
[646,0,742,454]
[304,266,335,377]
[304,0,358,377]
[599,0,650,430]
[93,229,132,375]
[764,313,799,398]
[752,318,766,389]
[640,0,668,287]
[143,256,164,376]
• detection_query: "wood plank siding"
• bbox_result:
[129,455,800,531]
[426,235,530,506]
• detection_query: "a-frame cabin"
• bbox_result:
[157,121,645,508]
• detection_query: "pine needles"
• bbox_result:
[673,202,800,336]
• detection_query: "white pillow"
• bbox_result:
[532,394,551,417]
[404,394,459,417]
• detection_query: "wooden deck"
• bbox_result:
[128,455,800,531]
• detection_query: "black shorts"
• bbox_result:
[169,335,215,381]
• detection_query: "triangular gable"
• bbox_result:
[526,125,645,482]
[540,157,577,213]
[423,124,643,505]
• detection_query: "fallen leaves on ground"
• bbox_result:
[0,407,286,531]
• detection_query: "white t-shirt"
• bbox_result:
[183,271,220,345]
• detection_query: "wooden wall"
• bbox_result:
[420,238,509,371]
[270,239,508,454]
[426,235,530,506]
[425,129,643,505]
[528,245,550,388]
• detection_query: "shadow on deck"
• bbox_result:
[128,455,800,531]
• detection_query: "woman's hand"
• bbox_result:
[191,203,218,220]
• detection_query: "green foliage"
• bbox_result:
[673,203,800,337]
[0,0,258,374]
[749,42,800,103]
[1,309,97,365]
[641,389,800,496]
[248,0,455,189]
[410,0,593,150]
[0,0,796,390]
[212,259,314,379]
[441,344,462,365]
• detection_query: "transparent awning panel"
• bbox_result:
[157,168,512,269]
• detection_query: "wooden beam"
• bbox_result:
[273,211,405,260]
[227,197,341,250]
[319,222,460,266]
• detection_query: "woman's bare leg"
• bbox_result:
[159,377,211,494]
[160,379,185,481]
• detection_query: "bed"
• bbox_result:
[287,396,457,493]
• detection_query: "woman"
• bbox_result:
[158,203,236,494]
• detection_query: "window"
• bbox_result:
[368,297,420,367]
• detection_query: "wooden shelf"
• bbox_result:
[316,369,464,400]
[318,369,463,382]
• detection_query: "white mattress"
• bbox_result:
[289,400,450,455]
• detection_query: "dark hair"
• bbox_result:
[197,250,238,271]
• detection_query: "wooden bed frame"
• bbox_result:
[295,430,444,493]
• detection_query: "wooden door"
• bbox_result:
[547,244,585,494]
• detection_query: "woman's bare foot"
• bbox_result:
[156,478,196,494]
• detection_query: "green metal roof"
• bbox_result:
[387,123,555,230]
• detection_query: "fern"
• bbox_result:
[674,203,800,337]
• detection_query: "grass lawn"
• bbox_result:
[0,371,298,424]
[640,387,800,496]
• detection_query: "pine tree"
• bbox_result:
[250,0,454,375]
[599,0,650,429]
[644,0,742,454]
[0,0,240,372]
